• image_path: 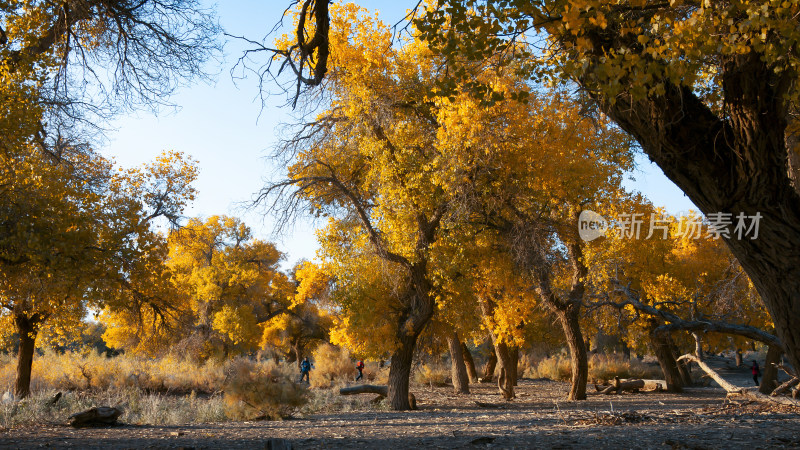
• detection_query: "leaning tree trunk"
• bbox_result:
[600,67,800,379]
[446,330,470,394]
[759,345,782,394]
[557,306,588,401]
[15,314,40,399]
[461,342,479,383]
[482,349,497,383]
[650,328,684,393]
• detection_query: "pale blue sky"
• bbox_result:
[103,1,697,269]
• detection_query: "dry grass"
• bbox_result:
[526,354,572,381]
[0,350,316,425]
[362,361,389,384]
[301,380,390,415]
[0,388,228,428]
[525,353,662,382]
[309,344,356,388]
[589,354,663,381]
[222,358,307,420]
[0,349,225,394]
[413,363,449,387]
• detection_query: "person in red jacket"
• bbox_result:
[355,360,365,381]
[752,360,761,386]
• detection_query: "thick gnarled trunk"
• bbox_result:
[446,330,470,394]
[601,58,800,377]
[492,340,515,400]
[671,341,693,386]
[650,329,683,393]
[386,265,435,410]
[387,334,416,410]
[760,345,782,394]
[15,314,40,399]
[533,240,589,401]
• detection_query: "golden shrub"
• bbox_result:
[222,358,307,420]
[413,363,449,386]
[309,343,356,388]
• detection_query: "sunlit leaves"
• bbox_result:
[418,0,800,106]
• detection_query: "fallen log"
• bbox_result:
[68,406,122,428]
[339,385,388,396]
[771,378,800,397]
[677,354,799,407]
[594,378,664,394]
[339,385,417,410]
[599,377,645,395]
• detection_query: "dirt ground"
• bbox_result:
[2,374,799,450]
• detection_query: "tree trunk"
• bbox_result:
[621,341,631,360]
[531,239,589,401]
[446,330,470,394]
[461,342,479,383]
[384,262,435,411]
[557,307,588,400]
[15,314,39,399]
[676,358,693,386]
[479,298,515,399]
[759,345,782,395]
[482,350,497,383]
[492,340,515,399]
[692,332,704,359]
[601,75,800,380]
[672,341,693,387]
[387,334,417,410]
[735,349,743,367]
[508,346,519,386]
[293,342,303,369]
[650,329,683,393]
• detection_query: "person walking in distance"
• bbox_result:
[355,360,365,381]
[751,360,760,386]
[300,357,312,383]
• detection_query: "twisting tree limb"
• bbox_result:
[678,354,799,406]
[608,281,783,350]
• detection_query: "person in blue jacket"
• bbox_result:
[300,357,312,383]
